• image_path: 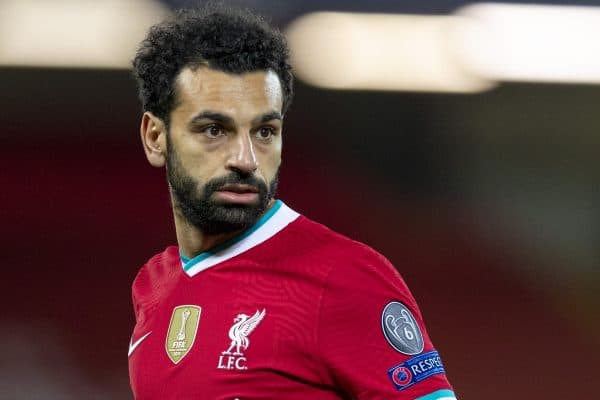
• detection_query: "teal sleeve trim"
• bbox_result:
[415,389,457,400]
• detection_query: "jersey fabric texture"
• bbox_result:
[129,200,456,400]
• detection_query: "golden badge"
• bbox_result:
[165,305,201,364]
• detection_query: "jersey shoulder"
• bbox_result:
[290,215,406,285]
[131,246,180,316]
[299,216,455,398]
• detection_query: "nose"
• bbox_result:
[226,132,258,175]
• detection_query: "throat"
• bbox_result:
[175,215,244,259]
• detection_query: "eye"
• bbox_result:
[201,124,224,138]
[255,126,275,140]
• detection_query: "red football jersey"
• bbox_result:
[129,201,457,400]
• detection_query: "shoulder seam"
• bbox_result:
[314,261,340,386]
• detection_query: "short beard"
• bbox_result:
[165,140,279,235]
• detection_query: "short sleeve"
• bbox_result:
[316,248,457,400]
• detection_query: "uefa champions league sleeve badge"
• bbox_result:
[381,301,424,355]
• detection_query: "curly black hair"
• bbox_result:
[132,4,293,126]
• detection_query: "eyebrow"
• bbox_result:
[253,111,283,124]
[189,111,235,127]
[188,110,283,128]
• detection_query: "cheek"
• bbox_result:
[260,146,282,177]
[265,160,281,187]
[179,146,225,179]
[253,158,277,187]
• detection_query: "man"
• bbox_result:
[129,5,457,400]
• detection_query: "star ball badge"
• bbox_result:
[165,305,202,364]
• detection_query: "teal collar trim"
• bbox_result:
[180,200,292,275]
[180,253,190,264]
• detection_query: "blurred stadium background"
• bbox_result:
[1,0,598,398]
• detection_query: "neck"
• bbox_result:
[173,199,276,259]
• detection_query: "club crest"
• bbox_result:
[165,305,201,364]
[217,309,266,371]
[381,301,424,355]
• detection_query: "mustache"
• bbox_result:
[203,172,268,196]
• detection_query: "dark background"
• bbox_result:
[1,1,599,399]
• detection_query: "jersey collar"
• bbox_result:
[180,200,299,277]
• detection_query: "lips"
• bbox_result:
[213,183,260,205]
[217,183,259,194]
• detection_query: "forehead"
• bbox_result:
[173,67,283,117]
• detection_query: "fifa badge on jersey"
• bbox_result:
[165,305,201,364]
[381,301,424,355]
[217,309,266,371]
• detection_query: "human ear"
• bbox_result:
[140,112,167,167]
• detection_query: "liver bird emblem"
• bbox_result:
[222,309,266,355]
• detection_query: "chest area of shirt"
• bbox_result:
[129,271,324,397]
[135,287,281,366]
